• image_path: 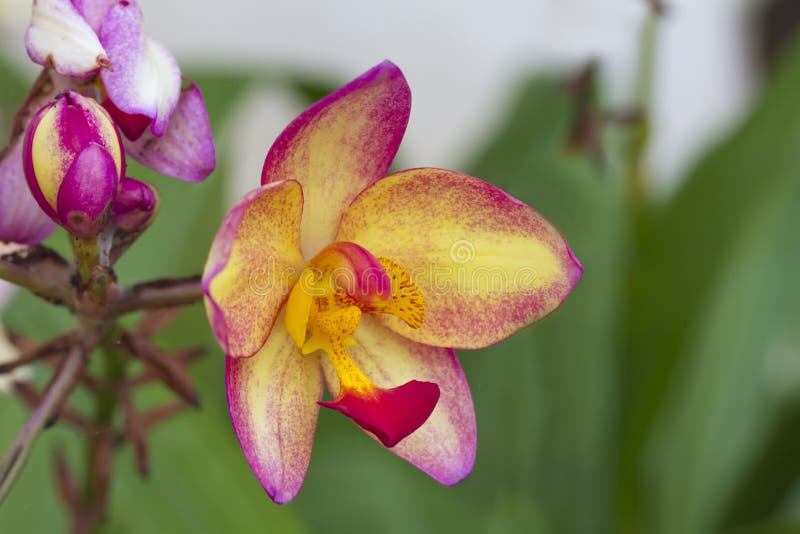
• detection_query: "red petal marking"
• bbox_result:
[311,241,392,303]
[102,97,152,141]
[319,380,440,448]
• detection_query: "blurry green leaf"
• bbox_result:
[620,35,800,534]
[460,77,624,534]
[727,522,800,534]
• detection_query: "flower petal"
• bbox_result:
[98,0,181,136]
[337,168,583,349]
[25,0,108,78]
[203,180,305,359]
[102,97,151,141]
[319,379,439,448]
[322,316,476,485]
[226,315,323,504]
[310,241,392,303]
[56,143,118,236]
[70,0,111,33]
[261,61,410,258]
[0,137,56,244]
[123,81,216,182]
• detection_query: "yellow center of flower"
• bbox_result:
[285,245,425,396]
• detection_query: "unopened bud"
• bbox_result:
[111,178,160,232]
[23,91,124,237]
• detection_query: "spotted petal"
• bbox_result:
[227,315,323,505]
[0,136,56,244]
[322,316,476,485]
[99,0,181,136]
[203,180,305,359]
[124,81,216,182]
[261,61,410,259]
[337,168,583,349]
[25,0,108,78]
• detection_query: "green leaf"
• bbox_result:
[619,35,800,534]
[461,77,624,534]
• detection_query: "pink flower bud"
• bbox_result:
[110,177,159,232]
[23,91,124,237]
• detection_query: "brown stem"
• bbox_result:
[0,331,77,374]
[75,333,125,533]
[121,386,149,478]
[0,246,74,309]
[140,401,191,429]
[135,307,184,338]
[110,275,203,316]
[645,0,667,16]
[128,347,205,387]
[13,382,94,433]
[121,332,201,407]
[0,345,86,504]
[53,448,80,515]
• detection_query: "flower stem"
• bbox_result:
[71,236,100,288]
[0,245,73,308]
[77,328,126,532]
[0,344,86,504]
[110,275,203,316]
[625,11,659,218]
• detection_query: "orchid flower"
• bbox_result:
[25,0,215,180]
[0,0,215,245]
[203,61,583,504]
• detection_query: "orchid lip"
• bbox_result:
[319,380,440,448]
[283,240,436,446]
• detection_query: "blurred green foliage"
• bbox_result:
[1,32,800,534]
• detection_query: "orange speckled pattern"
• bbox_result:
[204,180,305,358]
[226,315,323,504]
[336,168,583,349]
[261,61,411,258]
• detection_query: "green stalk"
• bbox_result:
[71,235,100,288]
[617,8,661,534]
[82,327,127,533]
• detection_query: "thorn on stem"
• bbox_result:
[135,307,184,338]
[14,382,93,433]
[53,448,79,513]
[122,332,202,408]
[121,386,149,479]
[0,331,77,374]
[141,401,191,430]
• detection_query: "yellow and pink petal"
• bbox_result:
[337,168,583,349]
[203,180,305,359]
[226,316,323,505]
[261,61,411,258]
[321,316,477,484]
